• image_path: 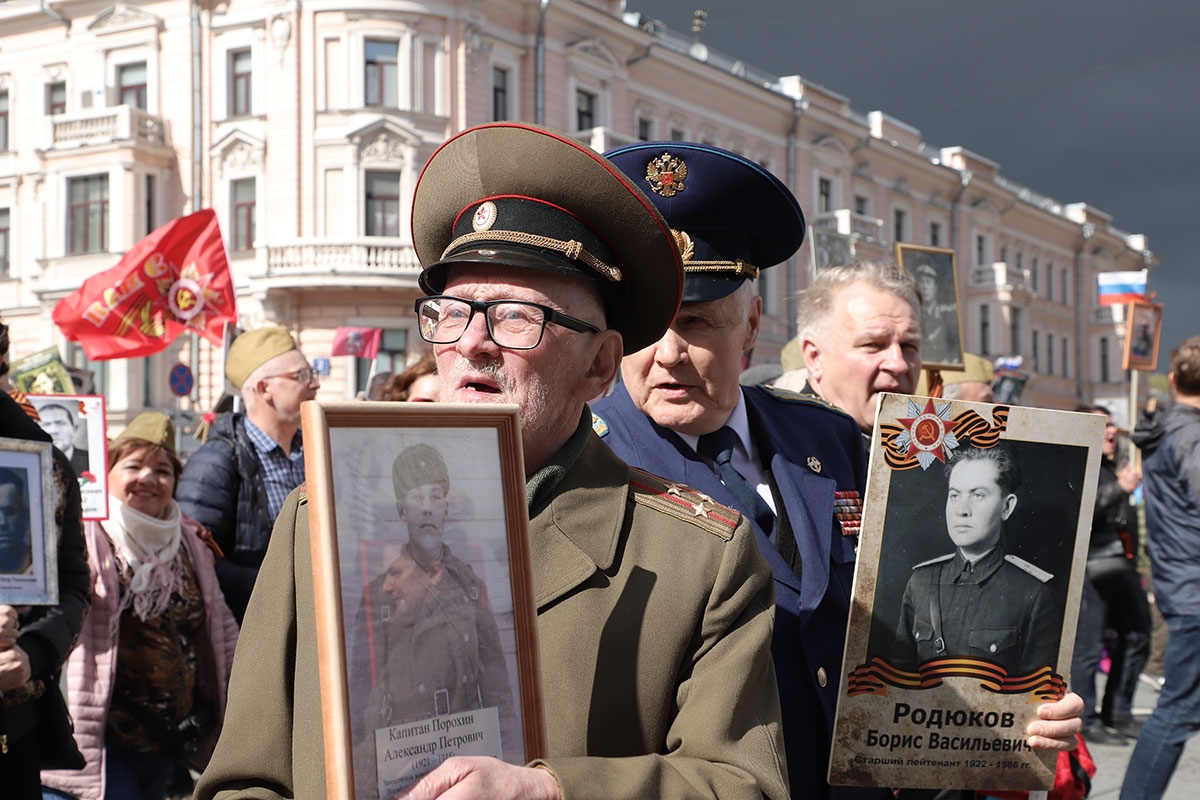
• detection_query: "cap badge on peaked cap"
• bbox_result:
[672,229,696,262]
[472,201,498,232]
[646,152,688,198]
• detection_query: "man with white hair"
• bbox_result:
[177,326,318,621]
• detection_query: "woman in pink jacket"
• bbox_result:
[42,412,239,800]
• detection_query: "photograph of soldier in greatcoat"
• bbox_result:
[345,442,518,799]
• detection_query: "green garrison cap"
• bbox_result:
[225,327,297,388]
[392,443,449,500]
[115,411,176,455]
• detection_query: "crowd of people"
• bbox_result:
[0,122,1194,800]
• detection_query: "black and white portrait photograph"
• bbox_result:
[1123,301,1163,372]
[828,395,1102,792]
[812,227,854,272]
[896,244,964,369]
[0,436,58,605]
[300,402,543,800]
[27,394,109,520]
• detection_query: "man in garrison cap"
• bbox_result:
[176,326,319,622]
[347,444,517,800]
[592,143,1081,800]
[198,123,789,800]
[892,443,1060,677]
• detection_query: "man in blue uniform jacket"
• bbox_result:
[592,141,1083,799]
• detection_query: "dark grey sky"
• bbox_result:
[629,0,1200,363]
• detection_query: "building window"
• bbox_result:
[492,66,508,121]
[118,62,147,109]
[575,89,596,130]
[67,175,109,254]
[1047,333,1055,375]
[999,245,1008,264]
[854,194,868,216]
[1032,330,1040,372]
[670,126,684,141]
[356,328,410,394]
[1031,259,1039,295]
[818,178,832,213]
[230,49,252,116]
[976,235,986,265]
[893,209,907,242]
[364,40,398,107]
[0,90,7,151]
[637,117,652,141]
[1100,337,1110,383]
[1016,252,1023,272]
[1062,337,1070,378]
[365,171,400,237]
[231,178,256,251]
[980,304,990,356]
[1061,269,1069,305]
[0,208,9,277]
[47,81,66,115]
[65,342,109,399]
[929,221,941,247]
[144,174,156,235]
[1010,308,1021,355]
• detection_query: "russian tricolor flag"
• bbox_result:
[1097,270,1148,306]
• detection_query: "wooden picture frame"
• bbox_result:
[828,395,1101,791]
[27,394,109,520]
[1123,300,1163,371]
[0,436,59,605]
[895,243,965,370]
[301,402,544,800]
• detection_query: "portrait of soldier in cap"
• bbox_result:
[0,467,33,574]
[348,442,516,799]
[898,246,963,368]
[31,399,90,478]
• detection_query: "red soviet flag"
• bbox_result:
[53,209,237,360]
[331,327,382,359]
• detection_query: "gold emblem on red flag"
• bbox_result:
[646,153,687,197]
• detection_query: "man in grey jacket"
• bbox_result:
[1121,335,1200,800]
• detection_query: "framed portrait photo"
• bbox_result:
[1123,301,1163,371]
[895,243,964,370]
[828,394,1102,791]
[27,394,109,520]
[300,402,545,800]
[0,436,59,605]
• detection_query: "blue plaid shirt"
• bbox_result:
[243,417,306,522]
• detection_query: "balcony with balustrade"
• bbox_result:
[43,105,168,154]
[251,238,422,289]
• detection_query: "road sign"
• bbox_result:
[169,363,194,397]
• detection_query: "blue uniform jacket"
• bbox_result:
[592,383,887,800]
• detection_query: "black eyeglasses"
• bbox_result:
[264,367,320,385]
[414,296,600,350]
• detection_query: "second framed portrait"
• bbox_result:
[1123,301,1163,371]
[301,402,544,800]
[895,243,964,370]
[27,394,108,520]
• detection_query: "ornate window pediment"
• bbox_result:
[211,129,265,178]
[348,118,421,164]
[88,3,163,35]
[565,37,621,69]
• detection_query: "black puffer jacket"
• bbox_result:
[0,391,90,769]
[176,411,272,623]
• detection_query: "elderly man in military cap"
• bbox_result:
[592,143,1081,800]
[197,123,788,800]
[348,444,516,800]
[892,443,1060,676]
[177,326,319,621]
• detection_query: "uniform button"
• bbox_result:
[463,633,470,642]
[989,643,997,653]
[461,674,468,683]
[817,667,828,687]
[418,684,426,693]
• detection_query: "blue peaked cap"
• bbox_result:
[604,141,806,302]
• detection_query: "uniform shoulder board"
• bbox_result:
[1004,554,1053,583]
[912,553,955,570]
[626,467,741,541]
[763,385,857,421]
[591,412,610,438]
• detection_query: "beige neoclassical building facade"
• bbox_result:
[0,0,1154,430]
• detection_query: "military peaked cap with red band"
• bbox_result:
[411,123,684,354]
[604,141,806,303]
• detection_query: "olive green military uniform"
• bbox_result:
[195,423,789,800]
[892,545,1061,676]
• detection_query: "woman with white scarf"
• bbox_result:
[42,412,239,800]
